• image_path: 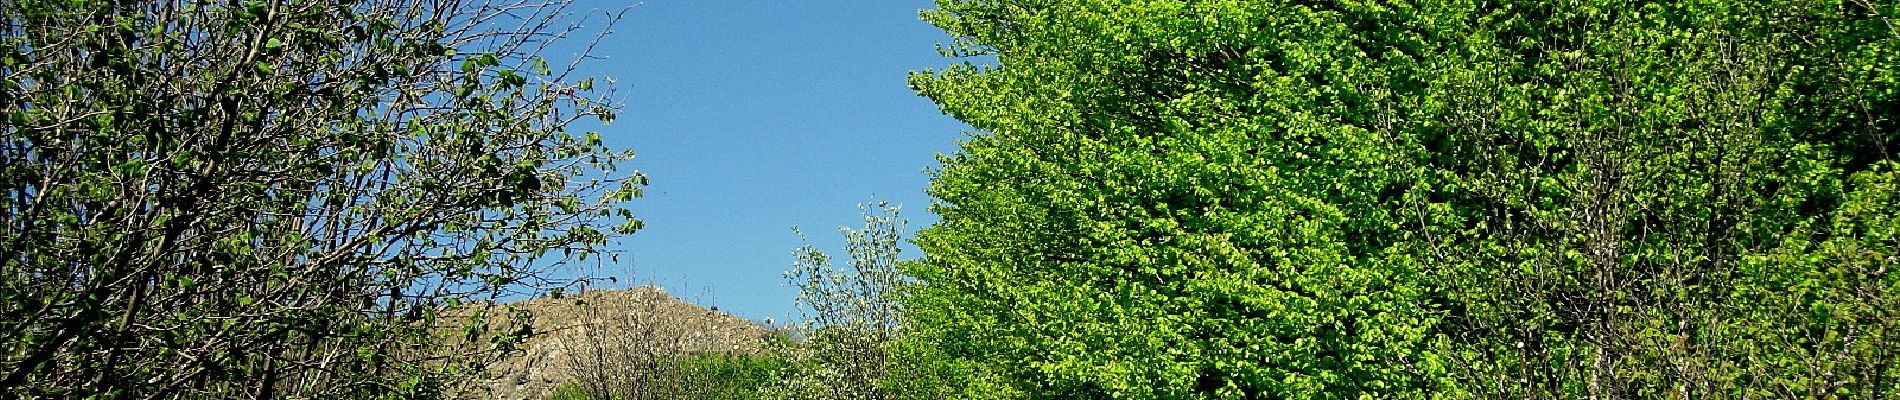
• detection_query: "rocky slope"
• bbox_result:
[469,286,772,400]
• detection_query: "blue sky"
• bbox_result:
[560,0,976,323]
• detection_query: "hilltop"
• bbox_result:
[473,286,774,400]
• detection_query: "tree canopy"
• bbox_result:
[0,0,641,398]
[905,0,1899,398]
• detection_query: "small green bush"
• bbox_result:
[545,383,592,400]
[669,352,787,400]
[553,351,786,400]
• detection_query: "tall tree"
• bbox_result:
[904,0,1898,399]
[0,0,643,398]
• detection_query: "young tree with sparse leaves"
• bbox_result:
[0,0,643,398]
[773,202,908,400]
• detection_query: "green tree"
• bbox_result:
[1414,1,1900,397]
[905,0,1898,399]
[0,0,643,398]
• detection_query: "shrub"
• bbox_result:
[770,203,909,400]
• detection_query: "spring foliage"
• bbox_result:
[905,0,1899,398]
[0,0,641,398]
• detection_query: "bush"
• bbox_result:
[546,383,593,400]
[669,352,788,400]
[769,203,909,400]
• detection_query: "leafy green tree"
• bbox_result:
[905,0,1898,399]
[0,0,642,398]
[1412,2,1900,397]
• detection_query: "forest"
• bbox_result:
[2,0,1897,399]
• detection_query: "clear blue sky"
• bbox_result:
[561,0,977,323]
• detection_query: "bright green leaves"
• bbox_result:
[594,105,617,123]
[908,0,1900,399]
[496,69,525,88]
[909,1,1445,398]
[532,57,552,75]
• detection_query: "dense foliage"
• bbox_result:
[0,0,641,398]
[906,0,1899,398]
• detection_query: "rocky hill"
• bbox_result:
[469,286,773,400]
